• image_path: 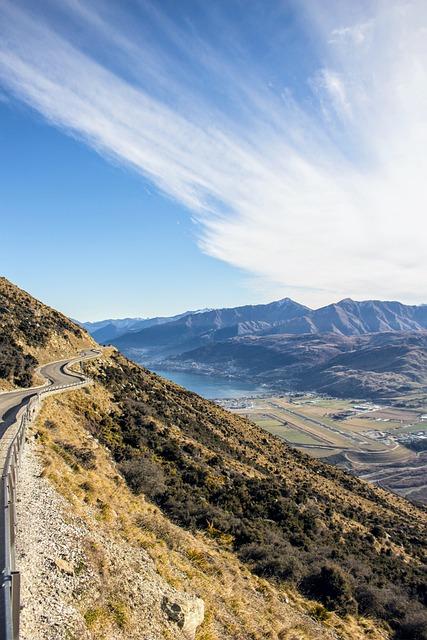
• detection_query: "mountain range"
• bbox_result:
[83,297,427,398]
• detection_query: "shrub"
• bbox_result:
[355,585,388,618]
[239,542,301,582]
[120,456,165,497]
[59,442,97,470]
[301,564,356,615]
[393,612,427,640]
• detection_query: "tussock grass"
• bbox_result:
[30,377,391,640]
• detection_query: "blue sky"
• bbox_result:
[1,99,250,319]
[0,0,426,320]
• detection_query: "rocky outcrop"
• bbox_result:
[162,596,204,639]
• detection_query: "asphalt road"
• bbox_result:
[0,349,99,437]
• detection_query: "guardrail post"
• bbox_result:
[11,572,20,640]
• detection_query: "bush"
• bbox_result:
[120,456,165,497]
[393,612,427,640]
[59,442,97,470]
[239,542,301,582]
[301,564,356,615]
[355,584,387,618]
[255,554,301,581]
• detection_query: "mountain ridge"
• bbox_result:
[88,297,427,398]
[84,296,427,346]
[88,298,427,356]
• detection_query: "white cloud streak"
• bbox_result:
[0,0,426,306]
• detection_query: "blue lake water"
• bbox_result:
[152,369,267,399]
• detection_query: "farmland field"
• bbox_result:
[249,416,324,445]
[222,393,427,504]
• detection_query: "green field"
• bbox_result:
[232,395,427,502]
[395,422,427,434]
[251,417,323,445]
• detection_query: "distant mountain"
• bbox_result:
[82,310,205,343]
[109,296,427,358]
[82,317,147,343]
[112,298,309,357]
[169,331,427,398]
[268,299,427,336]
[102,297,427,397]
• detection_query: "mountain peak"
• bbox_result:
[276,296,300,305]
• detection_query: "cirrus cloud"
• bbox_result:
[0,0,426,307]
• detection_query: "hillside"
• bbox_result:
[1,279,426,639]
[0,277,96,390]
[38,346,427,639]
[167,331,427,398]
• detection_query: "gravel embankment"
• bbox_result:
[16,436,92,640]
[15,432,203,640]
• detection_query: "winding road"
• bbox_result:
[0,349,99,437]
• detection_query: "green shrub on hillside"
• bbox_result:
[83,354,427,639]
[0,332,37,386]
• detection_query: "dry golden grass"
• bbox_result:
[30,377,391,640]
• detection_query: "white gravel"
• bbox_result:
[16,435,92,640]
[15,433,203,640]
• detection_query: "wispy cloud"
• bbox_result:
[0,0,426,306]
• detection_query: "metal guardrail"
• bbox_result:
[0,357,94,639]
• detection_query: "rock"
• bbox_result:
[162,595,204,640]
[54,558,74,576]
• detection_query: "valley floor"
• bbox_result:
[225,394,427,504]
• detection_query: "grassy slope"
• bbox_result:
[35,367,386,640]
[0,276,96,389]
[75,349,426,639]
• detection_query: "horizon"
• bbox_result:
[80,294,427,324]
[1,1,426,319]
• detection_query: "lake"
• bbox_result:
[152,369,267,399]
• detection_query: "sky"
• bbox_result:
[0,0,426,320]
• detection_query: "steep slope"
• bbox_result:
[22,374,342,640]
[23,346,426,640]
[0,276,96,390]
[1,279,426,639]
[77,349,426,639]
